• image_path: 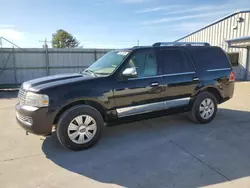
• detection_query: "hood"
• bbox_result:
[22,73,95,92]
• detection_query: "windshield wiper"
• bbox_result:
[84,69,98,77]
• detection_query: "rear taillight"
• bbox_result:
[229,71,235,82]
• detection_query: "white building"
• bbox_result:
[176,10,250,80]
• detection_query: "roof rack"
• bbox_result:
[132,45,150,48]
[152,42,210,47]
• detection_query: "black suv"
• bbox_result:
[16,42,235,150]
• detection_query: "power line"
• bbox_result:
[0,36,23,50]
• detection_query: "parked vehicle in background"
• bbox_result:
[15,42,235,150]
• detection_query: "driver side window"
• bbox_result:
[125,49,158,78]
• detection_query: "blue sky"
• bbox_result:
[0,0,250,48]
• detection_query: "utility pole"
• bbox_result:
[0,37,2,48]
[0,37,3,69]
[137,40,140,46]
[39,38,52,49]
[39,38,51,76]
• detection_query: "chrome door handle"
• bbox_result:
[193,77,199,81]
[151,82,159,86]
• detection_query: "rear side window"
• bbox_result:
[187,47,231,71]
[160,49,194,74]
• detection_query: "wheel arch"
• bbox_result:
[53,100,107,125]
[194,86,223,104]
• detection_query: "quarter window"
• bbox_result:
[161,49,194,74]
[187,47,231,71]
[125,50,158,78]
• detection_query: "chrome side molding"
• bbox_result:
[117,102,165,117]
[116,97,190,117]
[165,97,190,109]
[128,72,196,81]
[162,72,195,77]
[207,68,231,72]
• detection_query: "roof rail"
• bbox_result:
[152,42,210,47]
[132,45,150,48]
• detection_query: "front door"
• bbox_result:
[113,49,164,118]
[159,48,199,110]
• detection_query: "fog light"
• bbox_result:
[16,112,33,126]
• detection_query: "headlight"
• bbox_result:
[25,92,49,107]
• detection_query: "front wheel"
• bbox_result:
[190,92,218,124]
[56,105,104,151]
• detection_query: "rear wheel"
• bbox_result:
[56,105,103,151]
[190,92,217,124]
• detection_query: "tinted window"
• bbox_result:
[187,47,231,71]
[227,53,239,67]
[160,49,194,74]
[125,49,158,78]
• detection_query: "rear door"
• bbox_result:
[160,47,199,110]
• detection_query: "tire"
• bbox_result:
[56,105,104,151]
[190,92,218,124]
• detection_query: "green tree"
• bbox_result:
[52,29,80,48]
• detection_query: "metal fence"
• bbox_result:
[0,48,111,87]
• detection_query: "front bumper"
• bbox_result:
[15,104,53,135]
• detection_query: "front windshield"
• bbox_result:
[83,50,130,76]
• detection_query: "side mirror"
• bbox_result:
[122,67,137,78]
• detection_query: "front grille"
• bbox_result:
[18,88,27,105]
[16,112,33,125]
